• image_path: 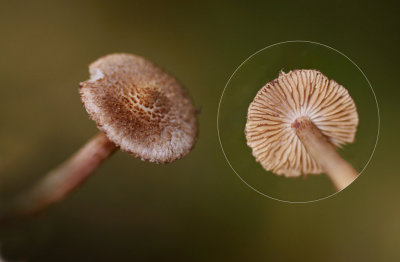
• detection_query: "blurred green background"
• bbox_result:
[0,0,398,261]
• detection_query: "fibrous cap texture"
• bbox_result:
[80,53,197,163]
[245,69,358,177]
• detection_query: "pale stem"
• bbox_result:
[293,116,358,191]
[1,132,117,220]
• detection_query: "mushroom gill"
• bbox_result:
[245,69,358,177]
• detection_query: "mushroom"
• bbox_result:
[1,53,197,219]
[245,69,358,191]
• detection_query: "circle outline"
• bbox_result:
[217,40,380,203]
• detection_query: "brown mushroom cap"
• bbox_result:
[79,53,197,163]
[245,69,358,177]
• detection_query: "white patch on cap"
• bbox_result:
[88,68,104,82]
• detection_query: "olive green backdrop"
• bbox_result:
[0,0,398,261]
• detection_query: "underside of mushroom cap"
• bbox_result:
[79,53,197,163]
[245,69,358,177]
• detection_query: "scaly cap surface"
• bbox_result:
[80,53,197,163]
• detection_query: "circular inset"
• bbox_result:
[217,41,379,203]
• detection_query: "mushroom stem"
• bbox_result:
[292,116,358,191]
[1,132,117,220]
